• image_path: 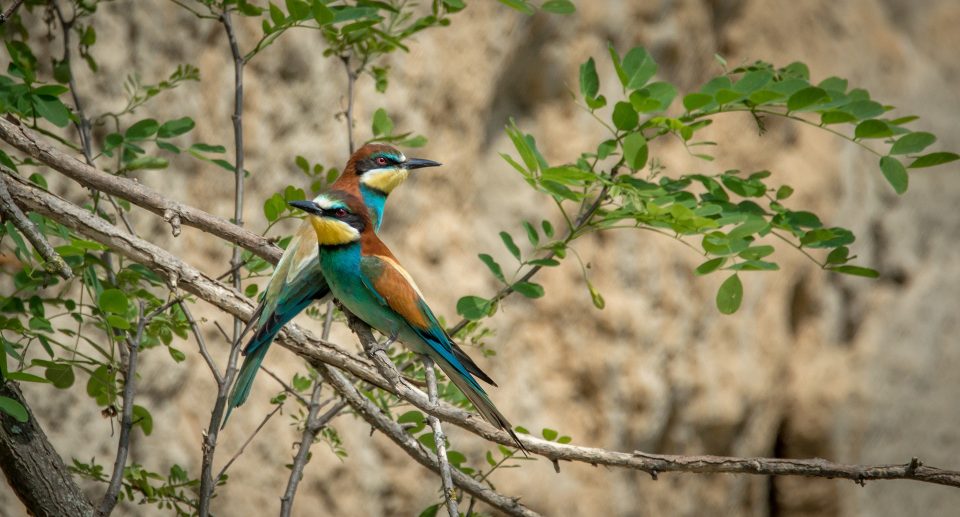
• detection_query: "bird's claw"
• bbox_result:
[366,329,399,358]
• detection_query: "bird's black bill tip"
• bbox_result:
[404,157,442,170]
[288,200,320,214]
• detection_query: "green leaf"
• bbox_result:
[106,314,131,330]
[907,152,959,169]
[695,257,725,275]
[125,119,160,140]
[733,70,772,94]
[739,245,775,260]
[541,0,575,14]
[312,1,335,24]
[786,87,827,111]
[33,96,71,127]
[528,258,559,267]
[579,57,599,99]
[0,396,28,423]
[500,231,521,260]
[285,0,310,19]
[456,296,492,320]
[716,273,743,314]
[621,47,657,90]
[889,132,936,155]
[622,132,648,170]
[497,0,534,15]
[45,362,74,389]
[132,405,153,436]
[879,156,908,194]
[612,102,638,130]
[826,246,850,265]
[168,347,186,362]
[587,280,605,309]
[541,220,554,238]
[478,254,505,283]
[513,281,544,298]
[189,143,226,153]
[125,156,168,171]
[542,428,558,440]
[854,119,893,139]
[828,265,880,278]
[775,185,794,200]
[269,2,286,24]
[521,221,539,246]
[98,289,128,314]
[683,93,713,112]
[157,117,195,138]
[372,108,393,137]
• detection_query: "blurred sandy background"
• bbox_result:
[3,0,960,515]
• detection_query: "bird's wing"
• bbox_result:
[243,222,329,356]
[359,254,495,386]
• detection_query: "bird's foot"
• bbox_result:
[366,329,399,358]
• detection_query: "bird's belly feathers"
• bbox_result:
[320,249,430,355]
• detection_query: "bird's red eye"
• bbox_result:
[334,208,348,218]
[375,156,388,166]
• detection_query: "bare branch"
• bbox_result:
[423,356,458,517]
[280,388,347,516]
[7,169,960,491]
[0,116,279,261]
[215,402,283,482]
[317,364,539,517]
[0,170,72,278]
[99,302,145,516]
[0,0,25,25]
[0,381,96,517]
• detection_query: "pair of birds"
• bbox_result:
[224,144,522,448]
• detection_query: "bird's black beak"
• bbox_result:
[403,157,441,170]
[288,200,322,215]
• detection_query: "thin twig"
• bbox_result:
[261,366,309,407]
[340,55,356,154]
[179,301,222,385]
[0,170,72,279]
[10,169,960,491]
[215,403,283,482]
[99,300,172,516]
[423,356,458,517]
[197,10,246,516]
[449,177,614,335]
[0,0,25,25]
[280,300,340,514]
[280,390,348,516]
[317,363,539,517]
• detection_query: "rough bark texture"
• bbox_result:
[0,382,95,517]
[1,0,959,516]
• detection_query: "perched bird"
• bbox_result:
[225,144,441,423]
[288,190,524,449]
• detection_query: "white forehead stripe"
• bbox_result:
[311,194,344,210]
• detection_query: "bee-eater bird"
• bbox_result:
[288,191,524,449]
[224,144,441,423]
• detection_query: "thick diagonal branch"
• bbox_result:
[0,171,72,278]
[6,168,960,490]
[0,116,277,260]
[0,381,95,517]
[317,364,539,517]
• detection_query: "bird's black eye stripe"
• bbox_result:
[322,207,350,218]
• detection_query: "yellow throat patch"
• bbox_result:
[361,168,409,194]
[308,216,360,245]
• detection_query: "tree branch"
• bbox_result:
[0,380,96,517]
[6,166,960,491]
[423,356,458,517]
[280,388,347,517]
[0,116,278,260]
[0,0,25,25]
[0,171,72,278]
[316,364,539,517]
